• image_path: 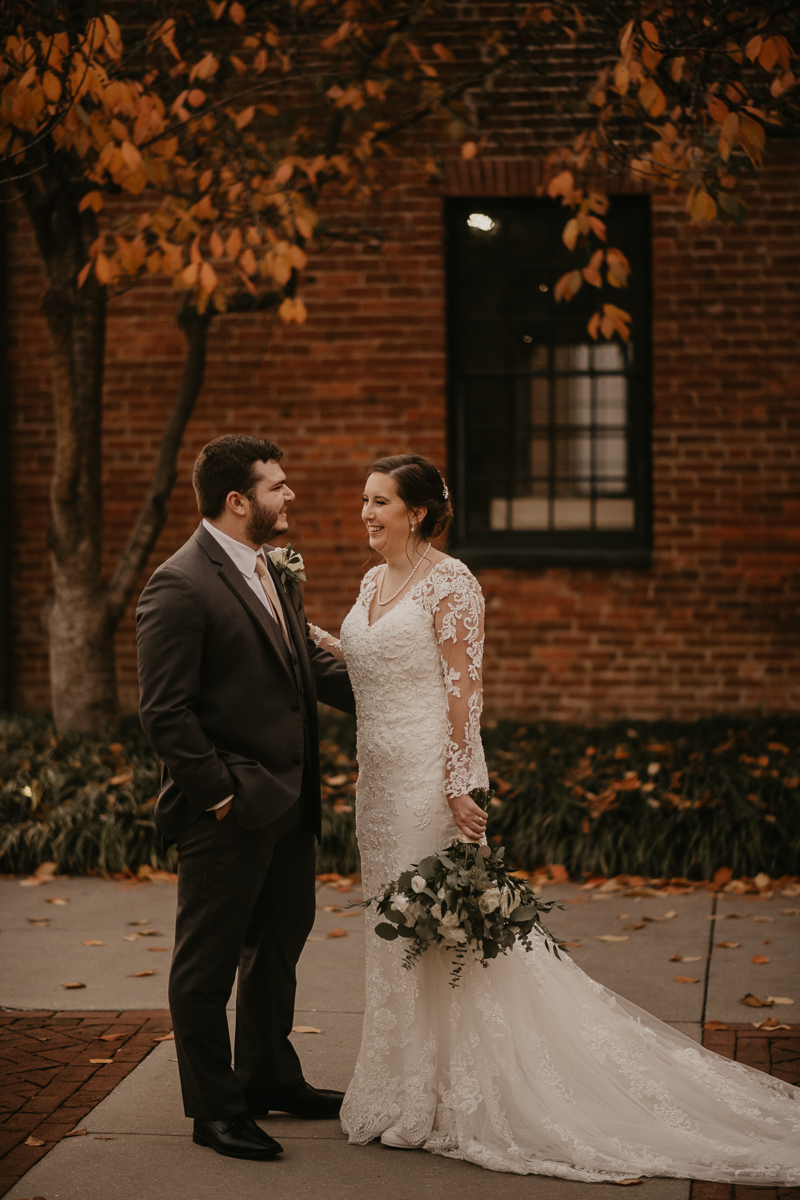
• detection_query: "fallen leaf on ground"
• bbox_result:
[122,934,141,941]
[762,939,772,945]
[704,1021,727,1030]
[641,916,661,923]
[609,1180,644,1187]
[327,928,347,938]
[292,1025,322,1034]
[321,905,342,912]
[767,996,794,1005]
[562,941,582,949]
[725,913,749,919]
[782,908,799,916]
[89,1058,114,1064]
[62,982,86,989]
[82,940,104,946]
[27,918,50,926]
[663,911,678,919]
[94,1136,115,1141]
[25,1135,46,1146]
[752,1017,791,1030]
[100,1034,123,1042]
[624,923,645,931]
[46,897,69,905]
[752,954,770,965]
[715,941,741,949]
[595,934,629,943]
[148,946,171,951]
[780,883,800,897]
[128,919,151,925]
[673,975,699,984]
[65,1128,87,1137]
[741,993,773,1007]
[153,1032,174,1041]
[753,916,775,923]
[129,970,156,977]
[669,955,702,963]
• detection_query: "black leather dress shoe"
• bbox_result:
[245,1082,345,1119]
[193,1114,283,1160]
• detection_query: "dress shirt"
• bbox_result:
[202,519,280,618]
[200,519,290,811]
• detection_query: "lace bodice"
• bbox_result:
[356,559,485,800]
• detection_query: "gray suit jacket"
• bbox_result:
[136,524,354,843]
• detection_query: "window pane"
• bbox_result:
[447,196,651,559]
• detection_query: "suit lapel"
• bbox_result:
[195,526,295,679]
[268,558,315,697]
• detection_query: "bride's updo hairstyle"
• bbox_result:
[369,454,453,541]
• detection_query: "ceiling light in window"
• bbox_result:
[467,212,496,232]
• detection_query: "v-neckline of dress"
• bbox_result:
[364,559,442,630]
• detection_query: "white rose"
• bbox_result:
[392,894,410,913]
[437,887,446,899]
[411,874,427,893]
[478,887,502,914]
[439,909,467,944]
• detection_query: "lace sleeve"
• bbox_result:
[308,623,343,658]
[431,567,487,800]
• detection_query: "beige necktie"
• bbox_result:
[254,556,292,649]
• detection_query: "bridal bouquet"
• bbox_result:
[368,788,564,987]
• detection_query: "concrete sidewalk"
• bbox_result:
[2,875,798,1200]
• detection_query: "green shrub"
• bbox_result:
[482,715,800,880]
[2,711,798,880]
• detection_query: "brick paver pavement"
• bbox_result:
[690,1023,800,1200]
[0,1010,171,1198]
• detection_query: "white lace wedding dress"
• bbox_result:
[315,558,800,1182]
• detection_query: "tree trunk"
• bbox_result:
[23,171,214,732]
[23,168,114,731]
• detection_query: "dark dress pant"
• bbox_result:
[169,798,316,1119]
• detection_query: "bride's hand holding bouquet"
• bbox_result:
[364,788,564,987]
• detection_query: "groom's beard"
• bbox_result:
[245,496,282,546]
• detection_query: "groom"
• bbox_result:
[136,434,354,1162]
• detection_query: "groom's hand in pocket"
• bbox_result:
[215,799,232,821]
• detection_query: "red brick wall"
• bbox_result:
[7,146,800,721]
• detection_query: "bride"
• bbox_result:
[309,453,800,1183]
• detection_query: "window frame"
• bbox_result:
[445,194,653,569]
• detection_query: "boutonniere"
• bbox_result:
[268,544,307,591]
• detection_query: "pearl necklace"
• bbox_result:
[376,543,431,606]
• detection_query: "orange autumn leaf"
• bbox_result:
[752,954,770,965]
[327,927,347,938]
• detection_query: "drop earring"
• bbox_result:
[411,521,416,532]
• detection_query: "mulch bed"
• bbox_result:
[0,1009,171,1198]
[691,1023,800,1200]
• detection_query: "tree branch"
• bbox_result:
[106,297,212,623]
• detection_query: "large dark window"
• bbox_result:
[446,196,652,567]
